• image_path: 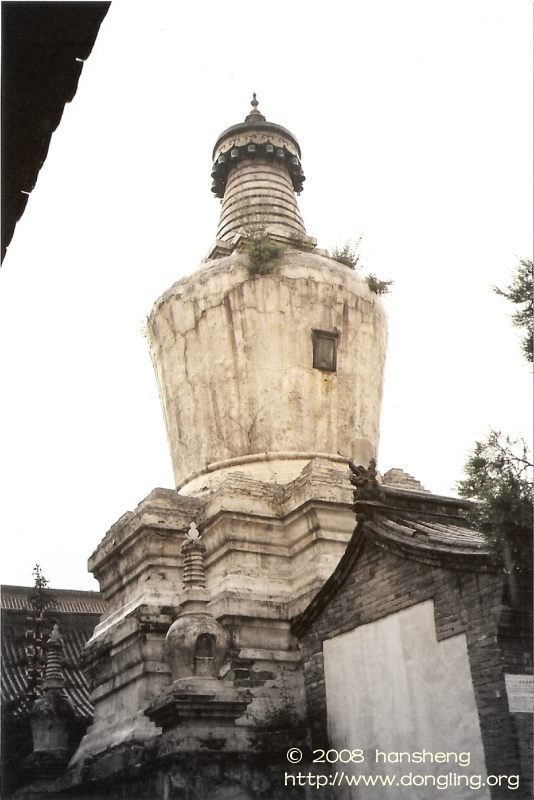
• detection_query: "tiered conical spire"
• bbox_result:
[210,95,314,247]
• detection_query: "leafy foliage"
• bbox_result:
[30,563,50,615]
[457,432,533,583]
[233,195,285,275]
[244,236,283,275]
[494,258,533,363]
[365,274,393,295]
[331,240,362,270]
[331,239,393,295]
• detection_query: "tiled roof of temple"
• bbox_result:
[1,585,105,719]
[1,585,106,614]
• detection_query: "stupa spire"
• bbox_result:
[210,96,315,248]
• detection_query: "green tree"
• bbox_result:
[29,563,49,612]
[494,257,533,363]
[457,431,532,602]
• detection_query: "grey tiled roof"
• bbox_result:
[293,488,493,636]
[366,514,487,556]
[1,585,106,614]
[1,585,104,719]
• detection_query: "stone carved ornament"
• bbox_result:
[349,458,386,503]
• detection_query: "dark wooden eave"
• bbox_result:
[1,1,111,262]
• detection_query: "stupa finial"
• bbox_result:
[245,92,265,123]
[182,521,206,590]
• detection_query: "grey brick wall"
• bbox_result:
[298,537,532,800]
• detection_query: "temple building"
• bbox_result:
[3,98,532,800]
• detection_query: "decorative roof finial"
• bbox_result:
[245,92,266,123]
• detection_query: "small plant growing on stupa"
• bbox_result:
[365,273,393,295]
[331,237,393,295]
[244,236,284,275]
[235,196,284,275]
[331,240,362,270]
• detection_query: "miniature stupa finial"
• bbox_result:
[182,521,206,590]
[245,92,265,122]
[43,623,66,691]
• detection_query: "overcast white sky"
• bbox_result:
[1,0,532,590]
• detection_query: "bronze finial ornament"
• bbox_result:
[244,92,266,123]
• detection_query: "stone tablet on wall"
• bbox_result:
[505,674,534,714]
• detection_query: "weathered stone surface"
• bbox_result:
[87,488,202,620]
[216,158,308,244]
[77,459,354,760]
[382,466,430,493]
[30,692,73,756]
[145,676,252,734]
[166,613,229,681]
[148,251,387,492]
